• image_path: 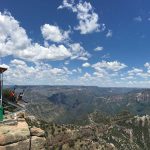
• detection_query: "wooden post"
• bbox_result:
[0,73,2,106]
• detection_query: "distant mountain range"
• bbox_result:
[7,86,150,125]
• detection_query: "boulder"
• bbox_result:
[30,127,45,137]
[0,121,30,146]
[16,111,25,118]
[0,139,30,150]
[31,136,46,150]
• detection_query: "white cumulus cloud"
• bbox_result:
[68,43,91,61]
[92,61,127,72]
[0,11,90,62]
[94,46,104,51]
[82,62,90,67]
[58,0,105,34]
[41,24,70,43]
[4,59,73,85]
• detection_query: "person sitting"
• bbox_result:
[9,89,16,102]
[17,92,24,103]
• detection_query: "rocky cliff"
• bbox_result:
[0,111,150,150]
[0,112,46,150]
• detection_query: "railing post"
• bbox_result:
[0,73,2,106]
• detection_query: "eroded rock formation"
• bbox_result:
[0,113,46,150]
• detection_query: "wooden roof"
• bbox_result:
[0,67,7,73]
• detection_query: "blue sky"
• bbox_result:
[1,0,150,87]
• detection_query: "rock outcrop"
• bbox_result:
[0,113,46,150]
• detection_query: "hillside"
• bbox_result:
[28,111,150,150]
[12,86,150,125]
[2,86,150,149]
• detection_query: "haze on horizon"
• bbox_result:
[0,0,150,87]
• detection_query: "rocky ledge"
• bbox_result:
[0,112,46,150]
